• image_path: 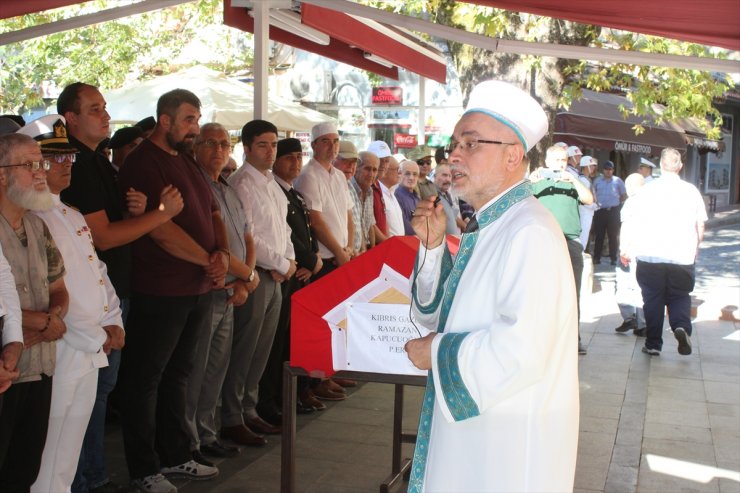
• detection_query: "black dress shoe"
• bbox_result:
[201,441,240,458]
[192,450,215,467]
[633,328,646,337]
[261,411,283,427]
[245,415,281,435]
[615,319,636,333]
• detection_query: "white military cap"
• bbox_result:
[16,114,78,153]
[463,80,547,152]
[367,140,391,158]
[311,122,338,142]
[639,157,656,168]
[567,145,583,157]
[580,155,596,167]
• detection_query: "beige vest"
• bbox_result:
[0,213,55,382]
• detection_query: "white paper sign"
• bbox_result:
[346,302,431,376]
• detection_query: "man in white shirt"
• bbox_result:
[20,115,125,493]
[638,157,656,183]
[631,147,707,356]
[379,156,405,237]
[0,242,22,398]
[294,122,353,278]
[222,120,296,444]
[404,80,579,492]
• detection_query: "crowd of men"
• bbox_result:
[0,78,707,493]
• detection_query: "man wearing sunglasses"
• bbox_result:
[408,146,437,201]
[0,131,69,492]
[404,80,578,492]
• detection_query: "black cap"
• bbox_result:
[603,160,615,169]
[276,138,303,159]
[0,114,25,127]
[135,116,156,131]
[0,117,21,136]
[110,126,144,149]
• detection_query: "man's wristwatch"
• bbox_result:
[247,269,255,282]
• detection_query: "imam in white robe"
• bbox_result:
[410,181,579,493]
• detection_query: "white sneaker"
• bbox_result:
[161,459,218,480]
[131,473,177,493]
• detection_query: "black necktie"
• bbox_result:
[464,215,479,233]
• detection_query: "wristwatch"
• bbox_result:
[247,268,255,282]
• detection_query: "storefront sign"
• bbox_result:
[394,133,417,149]
[614,141,652,154]
[372,86,403,105]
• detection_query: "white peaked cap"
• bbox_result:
[367,140,392,158]
[463,80,548,152]
[311,122,338,142]
[640,157,656,168]
[580,155,595,167]
[567,145,583,157]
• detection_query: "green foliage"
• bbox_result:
[363,0,733,140]
[0,0,253,114]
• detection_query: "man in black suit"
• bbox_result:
[257,138,325,419]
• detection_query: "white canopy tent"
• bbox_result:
[103,65,334,132]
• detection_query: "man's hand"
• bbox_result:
[1,341,23,373]
[225,279,249,306]
[270,270,286,283]
[126,188,147,217]
[102,325,125,354]
[619,253,631,267]
[205,250,229,288]
[246,270,260,293]
[411,195,447,249]
[41,309,66,342]
[528,168,544,183]
[404,332,436,371]
[295,267,312,282]
[285,259,297,280]
[159,185,184,218]
[335,248,351,266]
[0,361,19,394]
[312,257,323,275]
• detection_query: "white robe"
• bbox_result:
[412,187,579,493]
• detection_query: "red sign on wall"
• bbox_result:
[394,133,417,149]
[372,86,403,105]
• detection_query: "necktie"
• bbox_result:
[464,215,479,233]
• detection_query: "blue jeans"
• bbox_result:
[72,299,128,492]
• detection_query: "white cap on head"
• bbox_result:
[311,122,338,142]
[463,80,547,152]
[639,157,656,168]
[367,140,391,158]
[338,141,358,160]
[554,141,568,149]
[567,145,583,158]
[580,155,595,167]
[16,114,78,153]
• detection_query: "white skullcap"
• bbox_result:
[580,155,595,167]
[567,145,583,157]
[464,80,547,152]
[553,141,568,149]
[311,122,338,142]
[367,140,391,158]
[639,157,656,168]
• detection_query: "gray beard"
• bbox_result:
[7,177,54,211]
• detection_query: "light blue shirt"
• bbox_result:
[593,175,625,208]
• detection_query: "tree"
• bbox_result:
[0,0,254,114]
[368,0,733,153]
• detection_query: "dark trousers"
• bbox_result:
[0,376,53,493]
[636,261,695,351]
[592,206,621,262]
[119,292,214,479]
[257,276,310,417]
[566,238,584,337]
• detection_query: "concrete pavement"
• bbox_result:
[102,223,740,492]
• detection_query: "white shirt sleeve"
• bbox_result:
[0,242,23,346]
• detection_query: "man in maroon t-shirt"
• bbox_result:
[117,89,229,492]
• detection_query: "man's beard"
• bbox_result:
[6,174,54,211]
[166,130,195,154]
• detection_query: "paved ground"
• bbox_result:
[103,221,740,492]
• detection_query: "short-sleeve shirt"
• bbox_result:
[117,139,218,296]
[61,135,131,298]
[294,159,352,258]
[532,179,582,240]
[395,186,420,235]
[593,175,626,208]
[349,177,376,251]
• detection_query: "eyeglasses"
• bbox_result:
[201,139,232,150]
[3,160,52,171]
[44,154,77,164]
[417,159,432,166]
[444,138,517,159]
